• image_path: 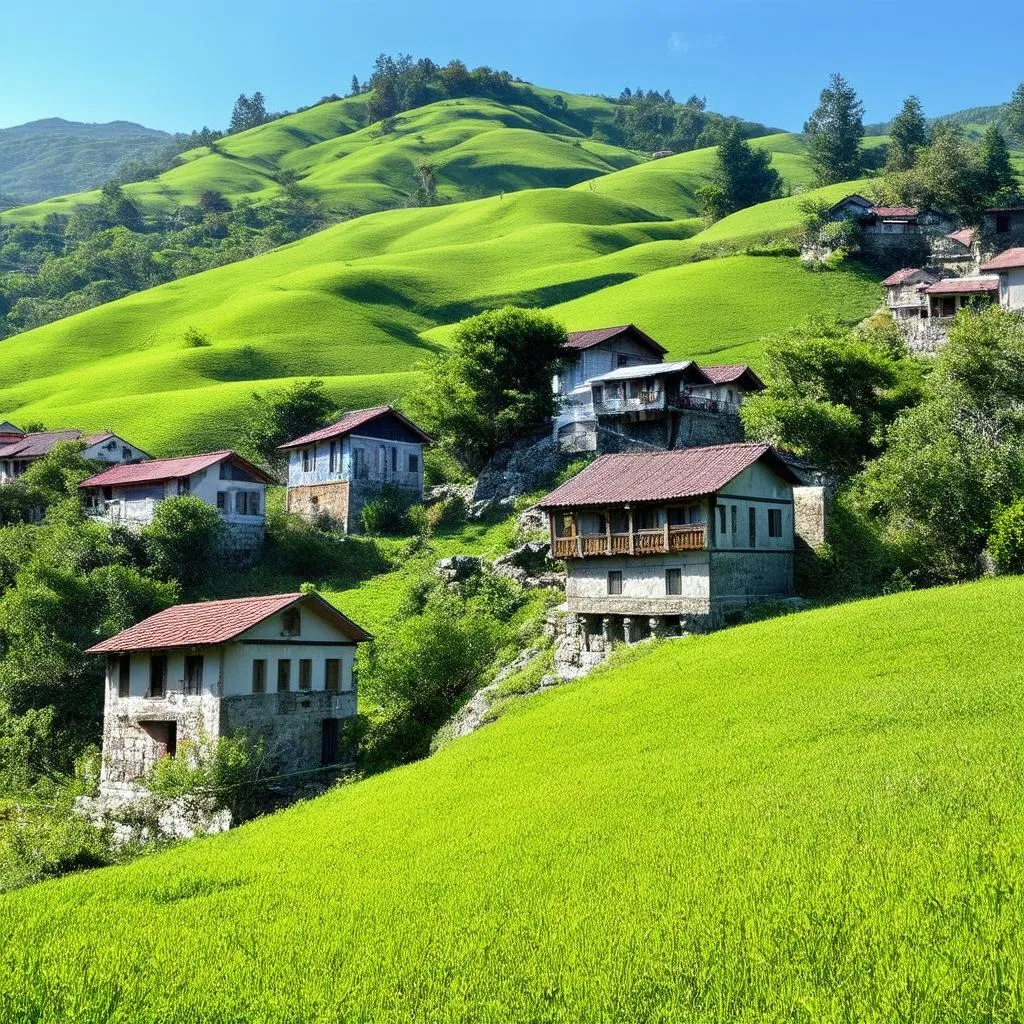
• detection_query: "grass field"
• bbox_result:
[3,576,1023,1021]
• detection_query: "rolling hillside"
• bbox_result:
[3,576,1023,1021]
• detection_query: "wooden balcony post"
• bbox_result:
[627,508,635,554]
[605,511,611,555]
[663,520,670,553]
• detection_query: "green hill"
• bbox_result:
[3,576,1023,1021]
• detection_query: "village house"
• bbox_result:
[690,364,766,408]
[86,592,371,794]
[923,275,999,319]
[823,195,959,265]
[279,406,431,533]
[881,267,938,321]
[0,424,147,483]
[979,205,1024,258]
[538,443,800,643]
[979,247,1024,309]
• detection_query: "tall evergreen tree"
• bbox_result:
[887,95,929,171]
[979,125,1017,201]
[228,92,269,134]
[1007,82,1024,145]
[804,74,864,185]
[350,75,361,96]
[697,123,782,220]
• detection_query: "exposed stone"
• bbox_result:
[466,496,516,521]
[434,554,485,583]
[474,433,566,502]
[426,483,475,506]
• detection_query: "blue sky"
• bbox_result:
[3,0,1022,132]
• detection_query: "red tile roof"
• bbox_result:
[870,206,919,219]
[0,429,83,459]
[881,267,936,287]
[700,364,766,390]
[947,228,975,249]
[563,325,668,356]
[925,276,999,295]
[79,450,275,489]
[980,247,1024,271]
[537,443,800,509]
[86,592,371,654]
[278,406,432,451]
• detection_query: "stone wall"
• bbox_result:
[217,521,265,566]
[793,486,828,549]
[286,480,351,530]
[595,409,742,454]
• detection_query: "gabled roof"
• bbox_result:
[700,364,766,390]
[85,592,372,654]
[0,429,83,459]
[278,406,432,451]
[881,267,937,287]
[79,450,275,489]
[562,325,668,356]
[947,228,975,249]
[925,276,999,295]
[980,247,1024,271]
[828,194,874,213]
[0,421,23,436]
[590,360,713,385]
[870,206,919,219]
[537,443,800,509]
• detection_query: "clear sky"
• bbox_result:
[3,0,1022,133]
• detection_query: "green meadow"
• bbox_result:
[3,576,1023,1022]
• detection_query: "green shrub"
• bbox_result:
[425,494,467,531]
[989,498,1024,574]
[142,496,223,594]
[359,485,414,535]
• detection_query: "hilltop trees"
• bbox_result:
[886,96,929,171]
[804,74,864,185]
[229,92,269,134]
[410,307,567,472]
[978,125,1017,200]
[697,123,782,220]
[1006,82,1024,144]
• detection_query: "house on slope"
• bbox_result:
[538,443,800,642]
[86,592,371,793]
[826,194,875,222]
[881,268,938,321]
[979,247,1024,310]
[279,406,431,533]
[691,364,766,409]
[979,205,1024,258]
[0,425,147,484]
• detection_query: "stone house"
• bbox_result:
[0,424,148,484]
[979,206,1024,259]
[691,364,766,408]
[881,267,938,321]
[538,442,800,641]
[86,592,371,795]
[826,194,874,222]
[980,247,1024,310]
[923,275,999,320]
[279,406,431,533]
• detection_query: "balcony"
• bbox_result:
[552,524,706,559]
[594,390,732,417]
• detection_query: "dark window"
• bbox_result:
[996,213,1011,234]
[768,508,783,538]
[354,448,367,479]
[252,659,266,694]
[731,505,738,535]
[635,507,659,530]
[147,721,177,760]
[282,609,301,636]
[176,478,190,495]
[216,491,226,510]
[184,655,204,695]
[149,654,167,698]
[117,654,131,698]
[408,452,419,473]
[249,490,261,516]
[325,658,341,693]
[668,507,687,526]
[616,353,629,368]
[592,385,604,405]
[748,507,757,547]
[298,659,313,691]
[321,718,340,765]
[607,570,623,596]
[391,448,398,472]
[122,446,132,460]
[329,441,339,473]
[717,506,727,534]
[302,448,313,472]
[277,659,291,692]
[610,510,629,533]
[665,568,682,596]
[628,380,641,399]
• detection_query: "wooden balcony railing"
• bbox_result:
[552,524,706,559]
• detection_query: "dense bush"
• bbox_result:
[142,496,223,595]
[988,499,1024,574]
[358,485,417,535]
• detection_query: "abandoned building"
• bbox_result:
[882,268,939,321]
[86,592,371,794]
[0,424,147,484]
[689,364,765,408]
[538,442,800,642]
[825,196,958,263]
[980,206,1024,258]
[279,406,431,533]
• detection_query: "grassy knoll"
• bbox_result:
[3,576,1023,1021]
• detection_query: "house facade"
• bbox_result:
[980,247,1024,310]
[881,267,938,320]
[538,443,799,642]
[0,425,147,483]
[979,206,1024,259]
[280,406,431,533]
[86,592,371,794]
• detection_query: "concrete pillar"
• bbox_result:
[601,617,613,642]
[622,616,634,644]
[649,617,665,639]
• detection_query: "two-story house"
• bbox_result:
[86,592,372,794]
[980,247,1024,310]
[0,424,147,483]
[690,364,766,409]
[279,406,431,533]
[538,443,800,642]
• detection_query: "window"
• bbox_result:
[391,447,398,472]
[665,568,682,596]
[748,507,757,547]
[996,213,1011,234]
[717,506,727,534]
[328,440,339,473]
[354,447,367,479]
[768,508,783,538]
[282,608,301,636]
[184,655,204,695]
[325,658,341,693]
[117,654,131,698]
[249,490,261,516]
[122,446,132,460]
[298,659,312,691]
[378,445,387,474]
[628,380,641,399]
[593,385,604,405]
[216,491,226,510]
[408,452,419,473]
[234,490,261,516]
[301,448,313,473]
[277,659,291,692]
[607,570,623,596]
[731,505,738,535]
[176,478,190,496]
[252,659,267,694]
[610,510,629,534]
[321,718,340,766]
[555,513,575,538]
[149,654,167,698]
[616,353,629,368]
[635,507,661,530]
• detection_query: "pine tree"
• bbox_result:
[979,125,1017,201]
[229,94,250,134]
[1007,82,1024,145]
[887,96,929,171]
[804,74,864,185]
[350,75,361,96]
[697,123,782,220]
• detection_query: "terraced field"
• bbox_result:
[4,576,1023,1022]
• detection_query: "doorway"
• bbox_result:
[321,718,340,765]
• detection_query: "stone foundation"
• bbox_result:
[218,521,265,566]
[286,480,352,530]
[793,486,828,549]
[595,409,742,454]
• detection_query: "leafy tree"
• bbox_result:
[697,123,782,220]
[886,95,929,172]
[1007,81,1024,145]
[241,378,335,474]
[19,441,92,508]
[978,125,1017,202]
[804,74,864,185]
[409,161,438,206]
[142,496,223,594]
[409,306,568,472]
[989,498,1024,575]
[199,189,232,214]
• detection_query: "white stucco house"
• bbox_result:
[86,591,372,793]
[980,247,1024,310]
[0,423,148,483]
[538,443,800,640]
[279,406,432,533]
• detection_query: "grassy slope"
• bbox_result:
[4,576,1024,1021]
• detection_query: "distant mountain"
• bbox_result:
[0,118,171,205]
[866,102,1011,139]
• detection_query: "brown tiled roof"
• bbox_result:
[79,450,275,489]
[563,325,668,356]
[86,592,371,654]
[871,206,919,218]
[980,247,1024,271]
[947,229,975,249]
[0,429,83,459]
[925,276,999,295]
[881,267,936,287]
[537,443,800,509]
[278,406,432,451]
[700,364,766,390]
